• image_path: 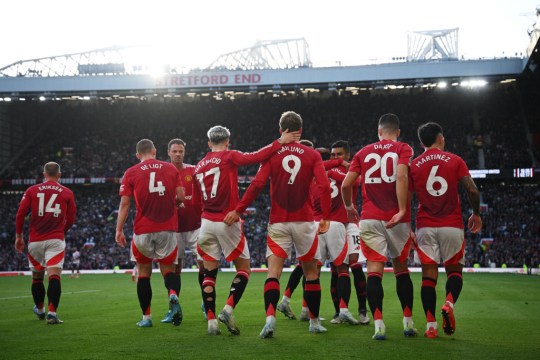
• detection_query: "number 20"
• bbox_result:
[364,152,398,184]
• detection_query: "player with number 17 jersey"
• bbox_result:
[120,159,183,235]
[350,139,413,222]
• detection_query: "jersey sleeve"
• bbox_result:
[456,156,470,179]
[398,144,413,166]
[191,178,203,212]
[323,159,342,170]
[313,159,332,219]
[235,162,271,213]
[119,170,133,197]
[349,152,362,174]
[15,189,32,234]
[64,191,77,232]
[229,140,281,166]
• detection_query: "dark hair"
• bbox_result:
[43,162,60,176]
[331,140,350,154]
[418,122,443,147]
[136,139,155,155]
[279,111,303,132]
[378,113,400,132]
[299,139,314,148]
[168,138,186,150]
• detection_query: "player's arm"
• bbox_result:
[314,160,332,233]
[386,163,409,228]
[230,129,300,166]
[64,193,77,232]
[323,159,346,170]
[191,180,203,215]
[14,191,31,253]
[460,175,482,233]
[224,162,270,225]
[115,195,131,248]
[176,186,185,206]
[342,170,361,223]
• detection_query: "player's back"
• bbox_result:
[193,150,240,221]
[266,143,328,223]
[327,165,358,223]
[121,158,179,234]
[410,148,469,229]
[351,139,413,221]
[22,180,75,242]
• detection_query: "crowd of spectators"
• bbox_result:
[0,84,538,271]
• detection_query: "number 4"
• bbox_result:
[149,172,165,196]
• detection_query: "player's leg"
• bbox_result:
[421,264,439,338]
[439,227,466,336]
[329,263,340,322]
[442,264,464,335]
[162,232,184,323]
[218,257,251,335]
[346,224,369,323]
[301,259,326,333]
[336,262,359,325]
[387,222,417,337]
[40,239,66,325]
[154,231,182,326]
[260,254,285,338]
[277,263,303,320]
[135,261,153,327]
[31,271,46,320]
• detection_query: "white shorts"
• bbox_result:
[359,220,413,262]
[131,231,178,264]
[197,219,249,262]
[177,228,201,260]
[346,223,366,262]
[266,222,321,262]
[319,221,348,266]
[415,227,465,266]
[27,240,66,272]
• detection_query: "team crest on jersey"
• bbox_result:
[184,175,192,182]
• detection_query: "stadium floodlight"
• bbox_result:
[4,97,11,101]
[39,96,46,101]
[437,81,448,88]
[460,79,487,88]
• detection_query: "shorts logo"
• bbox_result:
[184,175,192,182]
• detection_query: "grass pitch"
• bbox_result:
[0,272,539,360]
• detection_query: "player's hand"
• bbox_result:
[318,219,330,234]
[115,230,127,248]
[468,213,482,234]
[279,129,301,144]
[341,160,350,169]
[385,210,406,229]
[346,206,360,224]
[14,235,25,254]
[224,211,240,226]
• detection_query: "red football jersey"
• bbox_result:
[236,143,331,223]
[312,159,344,221]
[120,159,182,235]
[15,180,76,242]
[410,148,470,229]
[176,164,201,232]
[192,141,282,221]
[349,139,413,222]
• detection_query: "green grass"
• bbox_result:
[0,272,539,359]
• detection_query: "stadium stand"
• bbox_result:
[0,83,538,271]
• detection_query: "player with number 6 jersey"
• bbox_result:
[342,113,417,340]
[15,162,76,324]
[193,125,300,336]
[410,122,482,338]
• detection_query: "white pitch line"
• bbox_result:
[0,289,102,300]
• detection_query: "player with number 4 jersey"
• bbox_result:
[410,122,482,338]
[342,113,417,340]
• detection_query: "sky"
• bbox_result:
[0,0,538,70]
